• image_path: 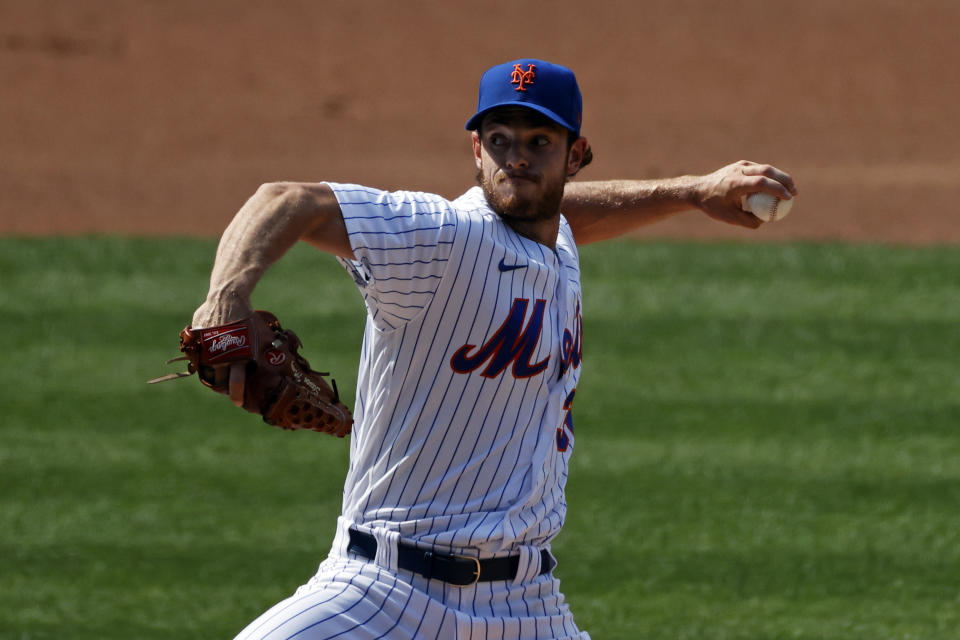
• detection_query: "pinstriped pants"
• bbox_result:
[233,519,590,640]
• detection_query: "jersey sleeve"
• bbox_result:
[326,182,459,330]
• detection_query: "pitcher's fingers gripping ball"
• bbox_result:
[736,161,798,223]
[149,310,353,436]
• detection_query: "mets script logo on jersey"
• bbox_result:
[450,297,583,380]
[511,64,536,91]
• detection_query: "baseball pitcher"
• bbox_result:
[159,59,797,639]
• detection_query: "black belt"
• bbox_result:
[347,528,555,587]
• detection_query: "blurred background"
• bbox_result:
[2,0,958,242]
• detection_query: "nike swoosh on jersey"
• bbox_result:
[498,258,527,272]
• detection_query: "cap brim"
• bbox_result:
[465,102,578,134]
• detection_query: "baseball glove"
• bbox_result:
[149,311,352,437]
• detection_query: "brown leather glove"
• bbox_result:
[150,310,352,437]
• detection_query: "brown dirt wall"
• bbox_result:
[2,0,958,244]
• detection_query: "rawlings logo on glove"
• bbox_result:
[149,311,352,437]
[205,327,251,358]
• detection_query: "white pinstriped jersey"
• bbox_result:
[330,182,584,557]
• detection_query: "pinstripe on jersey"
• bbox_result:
[330,183,583,557]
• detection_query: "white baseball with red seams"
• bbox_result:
[741,192,795,222]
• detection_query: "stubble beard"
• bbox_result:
[477,167,567,225]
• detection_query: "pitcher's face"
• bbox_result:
[473,110,581,225]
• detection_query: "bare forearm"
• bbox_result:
[192,182,349,327]
[562,161,798,245]
[562,177,699,244]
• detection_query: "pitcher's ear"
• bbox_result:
[567,136,589,176]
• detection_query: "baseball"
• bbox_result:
[741,192,794,222]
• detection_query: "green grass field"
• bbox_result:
[2,237,959,639]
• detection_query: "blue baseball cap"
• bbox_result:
[465,58,583,136]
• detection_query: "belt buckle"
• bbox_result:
[452,555,481,588]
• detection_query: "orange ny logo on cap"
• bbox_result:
[510,64,536,91]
